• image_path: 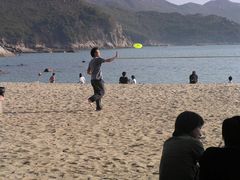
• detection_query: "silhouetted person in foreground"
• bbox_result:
[119,72,129,84]
[189,71,198,84]
[160,111,204,180]
[87,47,118,111]
[199,116,240,180]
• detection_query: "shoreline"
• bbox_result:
[2,43,240,56]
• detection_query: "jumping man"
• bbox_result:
[87,47,118,111]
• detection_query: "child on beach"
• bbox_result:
[79,73,86,84]
[87,47,118,111]
[49,73,56,83]
[199,116,240,180]
[159,111,204,180]
[130,75,137,84]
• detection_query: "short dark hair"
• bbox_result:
[53,73,55,75]
[131,75,135,79]
[222,116,240,147]
[90,47,99,57]
[173,111,204,137]
[122,72,126,76]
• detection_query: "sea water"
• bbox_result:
[1,45,240,84]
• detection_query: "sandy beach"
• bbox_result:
[0,83,240,180]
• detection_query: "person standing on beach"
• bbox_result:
[189,71,198,84]
[87,47,118,111]
[159,111,204,180]
[49,73,56,83]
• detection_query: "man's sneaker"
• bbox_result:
[96,106,103,111]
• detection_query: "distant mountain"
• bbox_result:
[0,0,131,52]
[180,0,240,23]
[2,0,240,52]
[119,11,240,45]
[85,0,180,13]
[85,0,240,45]
[86,0,240,24]
[202,0,240,23]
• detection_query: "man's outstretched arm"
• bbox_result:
[105,51,118,62]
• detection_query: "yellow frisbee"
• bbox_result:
[133,43,143,49]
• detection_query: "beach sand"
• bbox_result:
[0,83,240,180]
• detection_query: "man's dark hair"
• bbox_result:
[173,111,204,137]
[222,116,240,147]
[122,72,126,76]
[90,47,99,57]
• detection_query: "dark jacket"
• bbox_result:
[119,76,129,84]
[189,74,198,84]
[199,147,240,180]
[160,135,204,180]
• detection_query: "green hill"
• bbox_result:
[119,11,240,45]
[1,0,240,52]
[0,0,129,50]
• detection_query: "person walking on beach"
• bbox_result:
[199,116,240,180]
[79,73,86,84]
[159,111,204,180]
[119,72,129,84]
[87,47,118,111]
[189,71,198,84]
[49,73,56,83]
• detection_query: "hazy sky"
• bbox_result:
[167,0,240,5]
